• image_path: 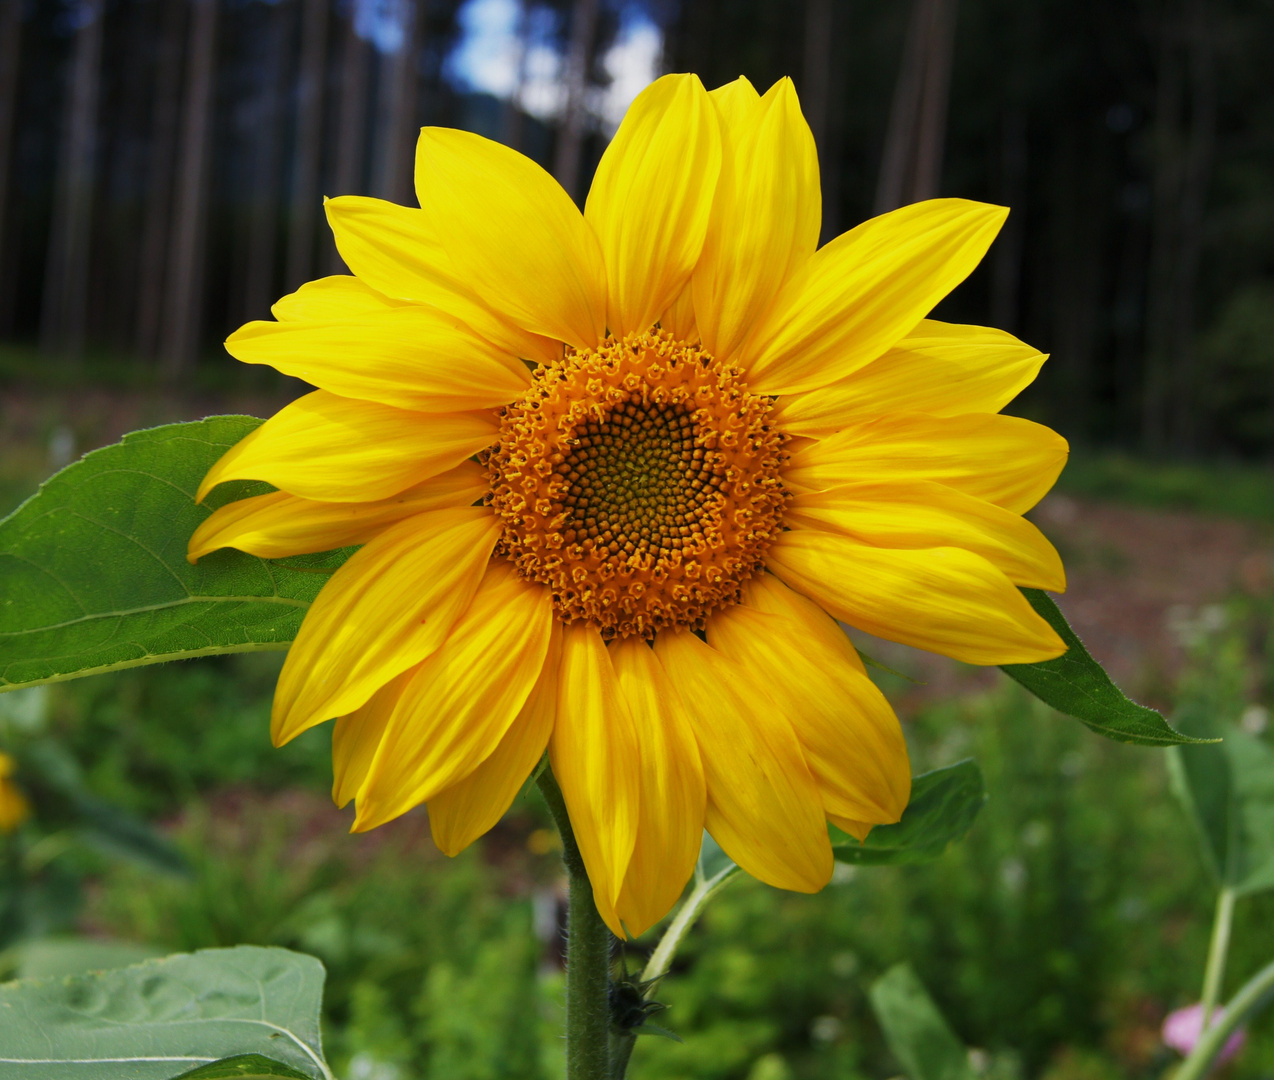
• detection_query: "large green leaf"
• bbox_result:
[1168,714,1274,896]
[171,1056,313,1079]
[0,418,350,693]
[832,760,985,865]
[869,964,974,1080]
[1001,589,1203,746]
[0,945,331,1079]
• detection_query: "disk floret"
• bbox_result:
[486,328,788,638]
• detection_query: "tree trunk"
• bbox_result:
[1142,0,1214,454]
[990,105,1027,331]
[803,0,845,241]
[1169,0,1216,451]
[0,0,22,311]
[160,0,218,376]
[327,2,370,271]
[373,0,421,205]
[242,0,291,322]
[135,0,185,360]
[500,0,530,153]
[553,0,599,203]
[874,0,958,214]
[285,0,328,290]
[40,0,106,359]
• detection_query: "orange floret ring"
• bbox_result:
[486,328,788,638]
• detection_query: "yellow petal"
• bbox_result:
[741,570,865,674]
[428,621,562,856]
[197,391,497,504]
[766,529,1066,665]
[785,480,1066,591]
[608,636,706,937]
[782,412,1068,514]
[187,461,487,563]
[772,319,1047,437]
[550,622,640,936]
[742,200,1008,394]
[707,603,909,825]
[414,128,607,350]
[271,507,501,743]
[829,815,873,842]
[226,306,530,413]
[271,274,407,322]
[653,628,832,893]
[325,195,561,365]
[584,73,720,338]
[352,562,554,831]
[332,667,416,808]
[661,281,698,343]
[692,77,820,361]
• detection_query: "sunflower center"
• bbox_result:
[485,328,788,639]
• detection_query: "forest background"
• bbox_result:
[4,2,1274,1080]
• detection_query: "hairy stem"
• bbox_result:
[1200,886,1236,1027]
[538,768,612,1080]
[641,862,740,986]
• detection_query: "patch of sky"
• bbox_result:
[444,0,663,131]
[351,0,412,53]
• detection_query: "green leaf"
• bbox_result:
[832,760,986,865]
[1168,716,1274,896]
[0,945,331,1079]
[1001,589,1204,746]
[171,1056,314,1079]
[0,418,352,694]
[870,964,974,1080]
[631,1022,684,1042]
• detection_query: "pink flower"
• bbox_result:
[1163,1003,1246,1065]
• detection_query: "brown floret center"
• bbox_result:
[485,328,788,639]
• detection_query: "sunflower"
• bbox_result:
[189,73,1067,937]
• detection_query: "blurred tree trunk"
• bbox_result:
[41,0,106,359]
[875,0,958,213]
[286,0,328,289]
[990,106,1027,332]
[373,0,421,205]
[241,0,291,322]
[0,0,22,314]
[802,0,834,240]
[553,0,599,203]
[988,1,1036,334]
[160,0,218,376]
[328,1,369,271]
[1142,0,1216,454]
[499,0,530,153]
[135,0,185,360]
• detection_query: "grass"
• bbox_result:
[1058,453,1274,524]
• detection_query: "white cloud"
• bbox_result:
[446,0,524,97]
[594,13,663,132]
[445,0,662,128]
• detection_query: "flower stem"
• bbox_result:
[607,857,743,1078]
[641,861,740,986]
[537,768,612,1080]
[1175,957,1274,1080]
[1200,886,1236,1028]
